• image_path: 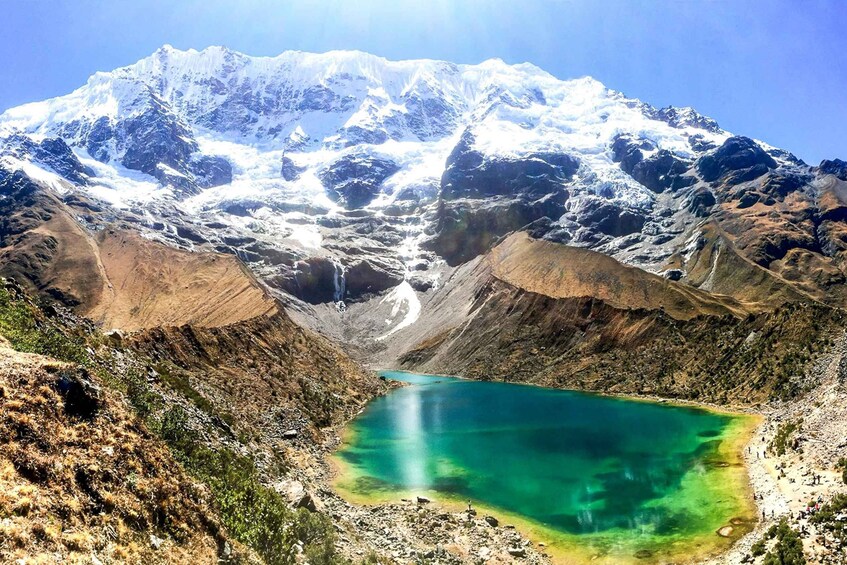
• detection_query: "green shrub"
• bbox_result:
[751,539,766,556]
[158,406,346,565]
[0,286,88,364]
[762,519,805,565]
[810,493,847,548]
[770,420,801,456]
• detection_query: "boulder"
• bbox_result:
[53,368,102,420]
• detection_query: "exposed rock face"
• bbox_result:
[281,155,305,181]
[696,136,777,184]
[120,94,199,183]
[345,257,405,298]
[440,130,579,200]
[318,153,400,209]
[1,134,93,184]
[190,154,233,188]
[566,198,646,238]
[275,257,339,304]
[431,130,579,264]
[611,135,694,193]
[645,105,722,133]
[819,158,847,181]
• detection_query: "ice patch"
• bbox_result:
[376,281,421,340]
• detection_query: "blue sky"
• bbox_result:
[2,0,845,163]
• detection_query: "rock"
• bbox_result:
[189,154,232,188]
[344,257,405,299]
[484,515,499,527]
[696,136,777,184]
[281,155,305,181]
[430,199,566,266]
[440,129,579,201]
[686,189,716,217]
[646,106,722,133]
[819,158,847,181]
[568,198,646,238]
[53,368,102,420]
[273,257,338,304]
[119,94,201,194]
[296,492,322,512]
[0,134,94,185]
[319,153,400,209]
[630,150,694,193]
[149,534,163,550]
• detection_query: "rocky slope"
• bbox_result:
[391,233,844,404]
[0,286,238,564]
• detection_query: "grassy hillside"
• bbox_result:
[0,279,386,564]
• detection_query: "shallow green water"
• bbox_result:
[335,371,755,563]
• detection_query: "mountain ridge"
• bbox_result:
[0,46,844,359]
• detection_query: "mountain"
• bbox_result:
[1,45,845,375]
[3,45,847,564]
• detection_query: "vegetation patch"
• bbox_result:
[159,405,347,564]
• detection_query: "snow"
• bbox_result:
[74,149,173,208]
[376,281,421,341]
[0,156,71,194]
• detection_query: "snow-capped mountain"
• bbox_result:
[2,45,844,346]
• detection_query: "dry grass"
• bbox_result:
[489,232,747,320]
[86,229,278,331]
[0,343,225,564]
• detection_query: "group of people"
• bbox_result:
[748,445,768,460]
[798,495,825,520]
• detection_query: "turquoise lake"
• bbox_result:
[334,371,756,563]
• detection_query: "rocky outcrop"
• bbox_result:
[566,197,647,238]
[344,257,405,299]
[281,155,305,181]
[318,153,400,209]
[189,154,232,188]
[430,131,579,265]
[1,134,94,185]
[430,198,564,265]
[696,136,777,184]
[819,159,847,181]
[611,135,695,193]
[274,257,339,304]
[440,130,579,200]
[645,106,722,133]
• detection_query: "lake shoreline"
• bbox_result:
[330,369,761,564]
[318,354,847,564]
